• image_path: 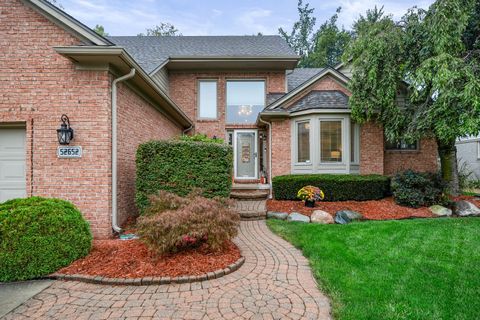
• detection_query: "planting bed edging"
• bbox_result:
[48,256,245,286]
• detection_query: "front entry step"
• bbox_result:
[234,200,267,220]
[230,190,269,200]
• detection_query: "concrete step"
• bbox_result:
[230,190,269,200]
[239,211,267,220]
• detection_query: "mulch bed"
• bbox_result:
[267,195,480,221]
[58,240,241,279]
[267,197,435,220]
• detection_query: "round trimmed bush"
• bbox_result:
[0,197,92,282]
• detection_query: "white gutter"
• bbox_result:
[111,68,136,233]
[258,116,273,199]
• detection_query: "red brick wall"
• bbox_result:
[271,120,291,177]
[169,71,286,138]
[116,83,182,225]
[0,0,112,237]
[360,122,385,174]
[384,139,438,175]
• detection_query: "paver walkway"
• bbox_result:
[4,221,331,319]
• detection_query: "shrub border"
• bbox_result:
[48,256,245,286]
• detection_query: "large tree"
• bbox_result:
[308,8,352,67]
[279,3,352,68]
[345,0,480,194]
[279,0,316,67]
[93,24,108,37]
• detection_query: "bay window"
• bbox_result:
[320,120,342,163]
[297,121,310,163]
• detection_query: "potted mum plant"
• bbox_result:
[297,185,324,207]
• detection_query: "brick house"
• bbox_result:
[1,0,438,238]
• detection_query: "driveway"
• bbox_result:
[3,221,331,319]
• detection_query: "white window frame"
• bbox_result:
[294,120,312,165]
[477,141,480,160]
[197,79,218,120]
[350,122,360,165]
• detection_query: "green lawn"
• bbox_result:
[267,218,480,320]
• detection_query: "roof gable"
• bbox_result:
[267,68,350,110]
[24,0,113,46]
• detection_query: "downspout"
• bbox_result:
[258,116,273,199]
[111,68,136,233]
[182,124,194,135]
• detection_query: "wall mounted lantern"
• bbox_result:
[57,114,74,145]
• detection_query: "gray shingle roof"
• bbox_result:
[286,68,324,92]
[287,90,349,112]
[107,35,298,74]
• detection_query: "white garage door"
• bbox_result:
[0,127,27,203]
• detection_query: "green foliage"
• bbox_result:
[278,0,316,67]
[138,23,182,36]
[268,218,480,320]
[345,0,480,192]
[178,133,223,144]
[135,140,233,214]
[391,170,447,208]
[272,174,390,201]
[137,192,239,255]
[308,7,352,67]
[93,24,109,37]
[279,3,351,68]
[0,197,92,282]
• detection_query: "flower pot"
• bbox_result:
[305,200,315,208]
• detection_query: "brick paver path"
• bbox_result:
[5,221,331,319]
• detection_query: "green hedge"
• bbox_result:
[136,140,233,214]
[272,174,390,201]
[0,197,92,282]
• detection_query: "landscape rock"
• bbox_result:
[310,210,334,224]
[429,205,452,217]
[455,200,480,217]
[267,211,288,220]
[334,210,363,224]
[287,212,310,223]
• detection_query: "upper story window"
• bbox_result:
[385,139,418,151]
[198,80,217,119]
[226,80,265,124]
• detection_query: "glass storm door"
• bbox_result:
[234,130,257,179]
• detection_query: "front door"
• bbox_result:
[234,130,257,179]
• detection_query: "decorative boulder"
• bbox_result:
[429,205,452,217]
[311,210,334,224]
[287,212,310,223]
[267,211,288,220]
[334,210,363,224]
[455,200,480,217]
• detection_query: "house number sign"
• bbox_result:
[57,146,82,158]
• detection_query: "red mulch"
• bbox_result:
[58,240,241,278]
[454,195,480,207]
[267,197,435,220]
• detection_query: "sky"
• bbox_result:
[58,0,436,36]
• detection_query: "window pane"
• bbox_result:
[199,81,217,118]
[321,121,342,162]
[385,140,418,150]
[297,122,310,163]
[226,81,265,124]
[350,121,355,162]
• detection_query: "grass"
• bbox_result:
[268,218,480,320]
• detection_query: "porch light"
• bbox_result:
[57,114,74,145]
